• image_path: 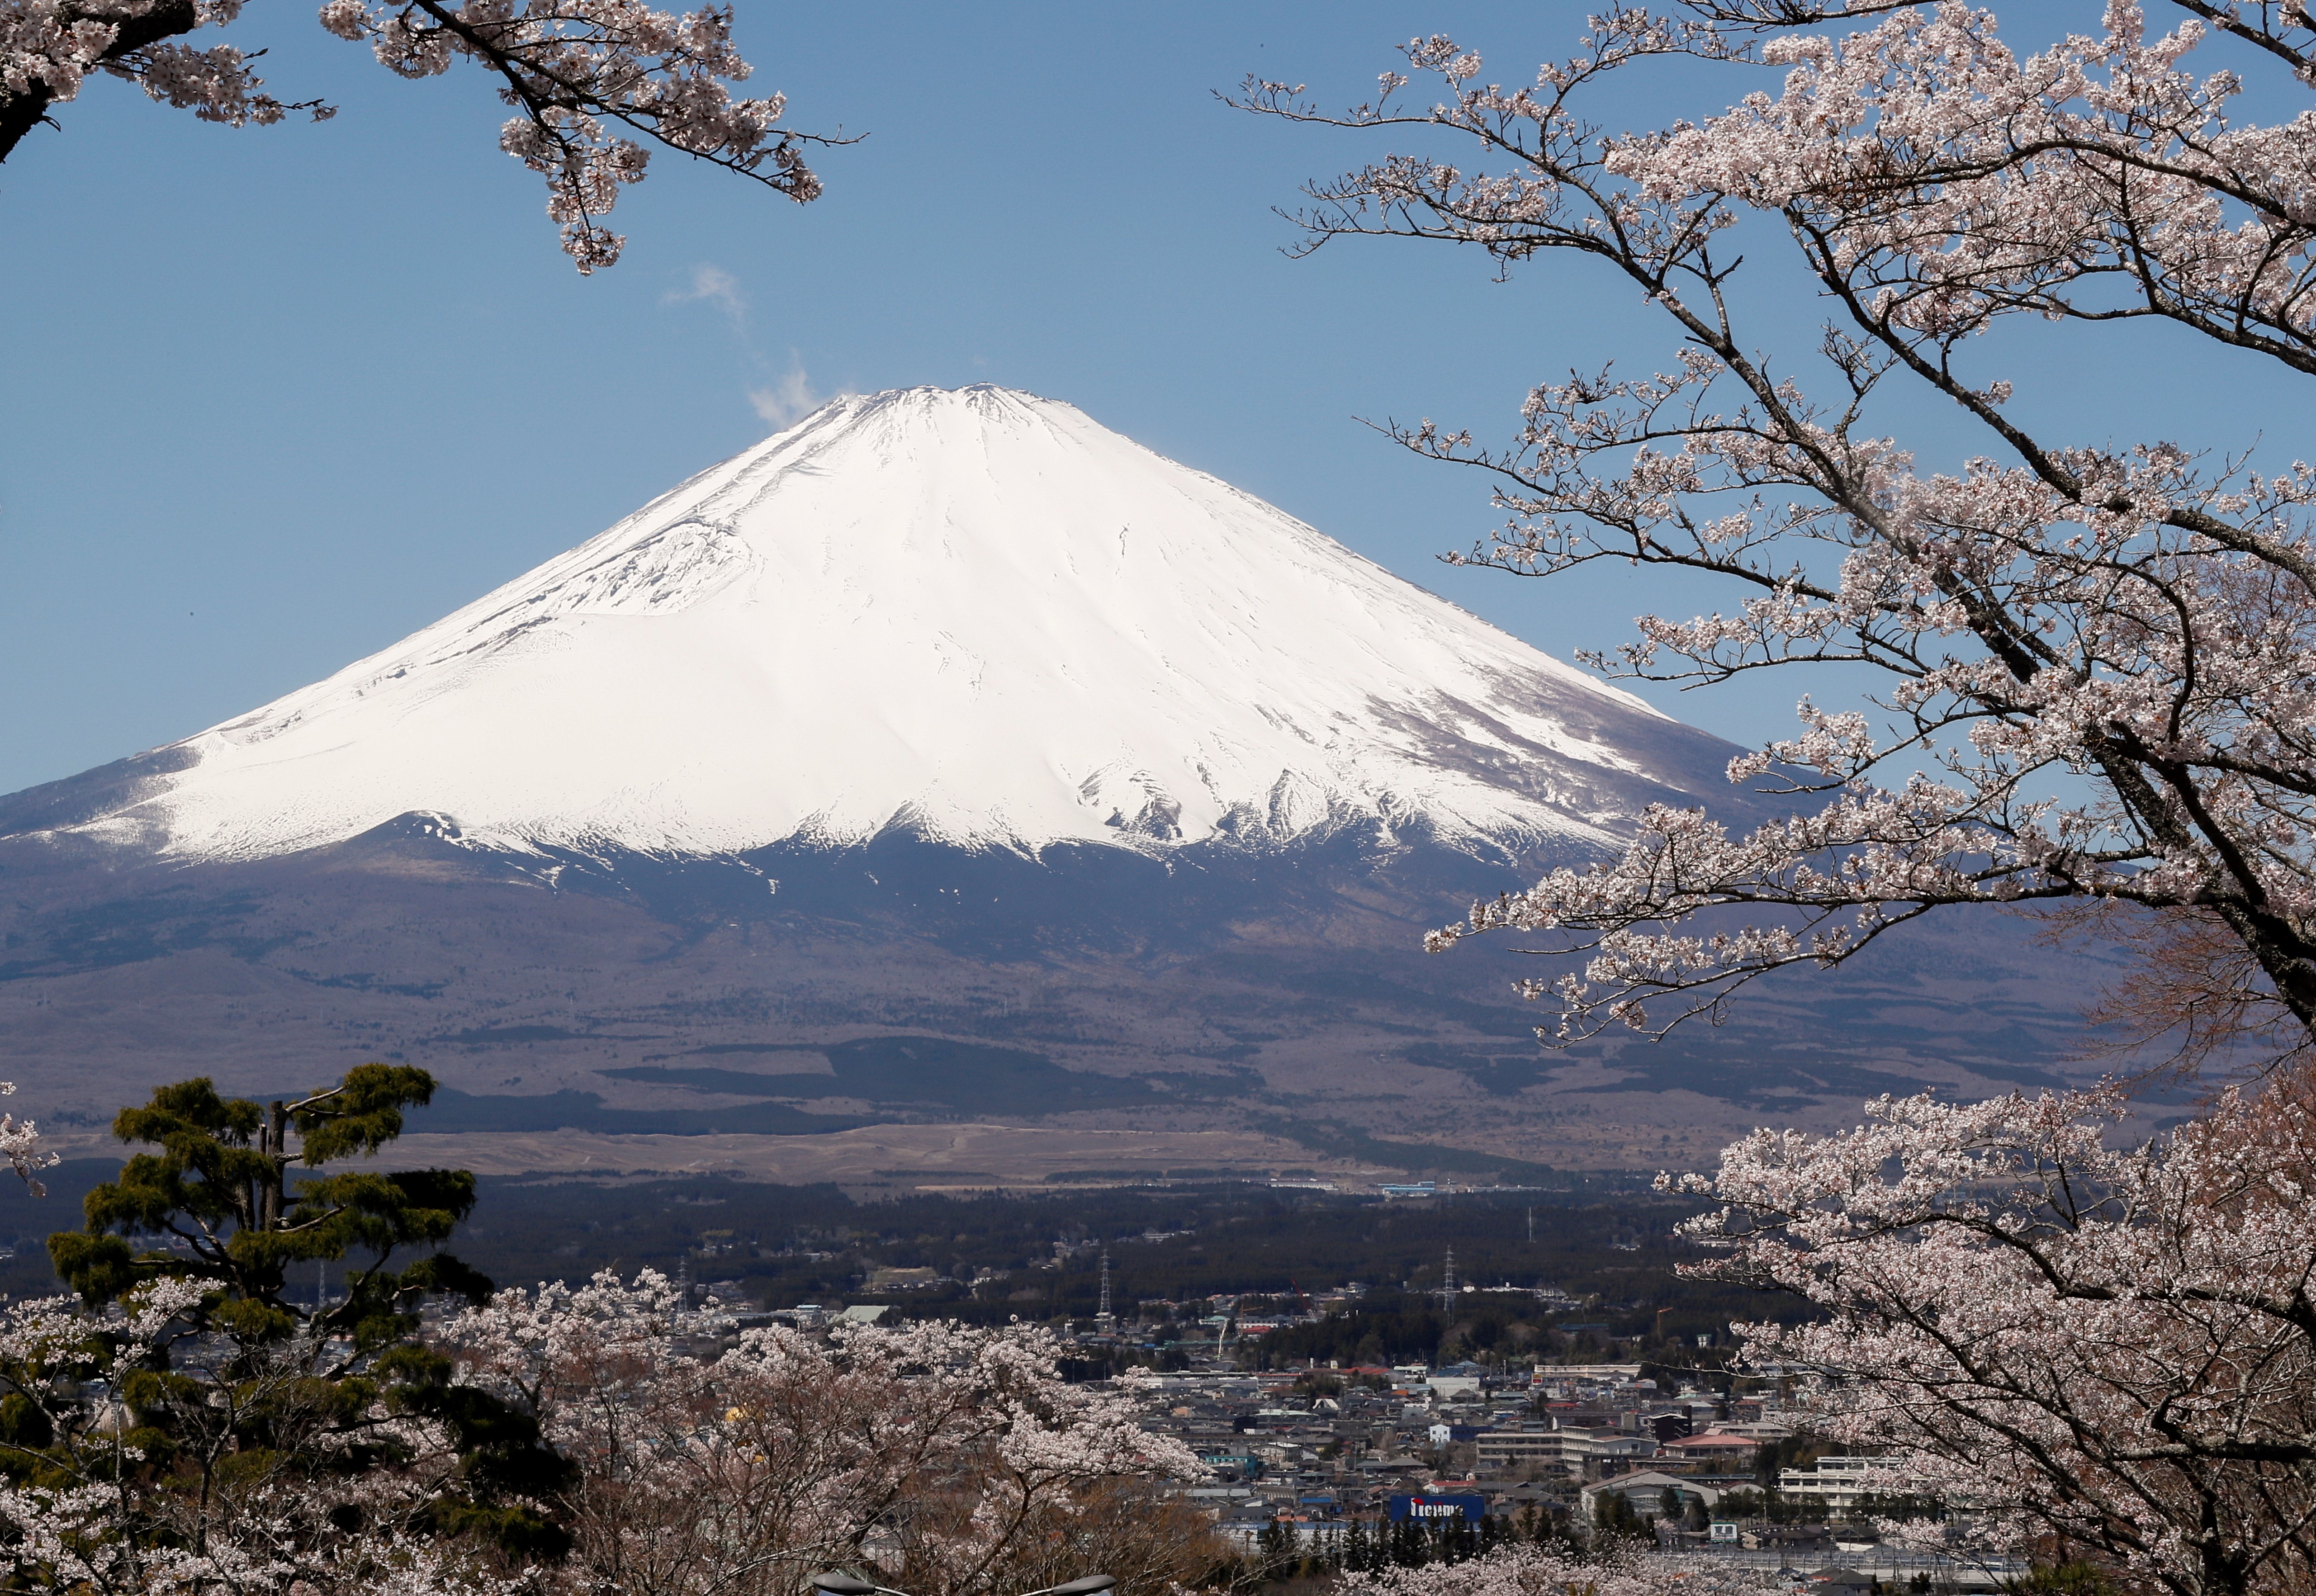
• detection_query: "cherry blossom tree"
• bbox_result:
[440,1271,1212,1596]
[0,0,838,269]
[0,1075,500,1593]
[0,1082,58,1197]
[0,1276,521,1596]
[0,1258,1208,1594]
[1243,3,2316,1065]
[1335,1540,1782,1596]
[1668,1081,2316,1596]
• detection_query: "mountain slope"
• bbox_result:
[1,386,1746,866]
[0,387,2119,1181]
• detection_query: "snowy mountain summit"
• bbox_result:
[36,386,1747,864]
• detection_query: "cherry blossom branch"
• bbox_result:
[0,0,323,160]
[2,0,842,270]
[1690,0,2316,80]
[1246,7,2316,1061]
[2162,0,2316,76]
[317,0,844,270]
[0,1084,58,1199]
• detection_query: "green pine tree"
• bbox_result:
[41,1066,573,1558]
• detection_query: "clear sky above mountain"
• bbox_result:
[0,0,2298,797]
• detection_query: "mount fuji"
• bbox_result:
[14,385,1741,867]
[0,388,2109,1182]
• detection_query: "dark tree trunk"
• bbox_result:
[0,0,200,162]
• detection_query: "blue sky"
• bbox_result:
[0,0,2300,796]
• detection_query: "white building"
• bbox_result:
[1473,1431,1568,1468]
[1579,1471,1724,1521]
[1779,1455,1891,1511]
[1476,1428,1658,1474]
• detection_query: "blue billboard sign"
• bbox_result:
[1388,1494,1487,1524]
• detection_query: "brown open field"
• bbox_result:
[383,1122,1375,1185]
[33,1119,1391,1188]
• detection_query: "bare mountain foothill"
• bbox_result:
[0,388,2129,1183]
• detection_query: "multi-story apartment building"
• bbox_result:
[1778,1454,1888,1511]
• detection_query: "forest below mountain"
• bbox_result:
[0,1165,1792,1358]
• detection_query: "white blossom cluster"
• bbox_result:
[315,0,822,269]
[0,1277,506,1596]
[1,0,313,134]
[1670,1082,2316,1596]
[1340,1542,1785,1596]
[437,1271,1204,1596]
[0,1085,57,1199]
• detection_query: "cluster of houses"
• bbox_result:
[712,1271,2013,1588]
[1124,1359,1868,1546]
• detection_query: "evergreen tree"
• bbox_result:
[52,1067,483,1332]
[1442,1514,1479,1563]
[1592,1488,1645,1542]
[38,1066,572,1557]
[1509,1502,1551,1545]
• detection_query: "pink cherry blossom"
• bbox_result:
[1667,1081,2316,1596]
[440,1271,1203,1596]
[0,1271,512,1596]
[0,1263,1204,1594]
[1341,1541,1784,1596]
[2,0,834,269]
[0,1084,58,1198]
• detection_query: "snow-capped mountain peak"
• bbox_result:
[40,385,1740,864]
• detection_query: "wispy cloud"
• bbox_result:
[665,274,836,431]
[664,263,747,323]
[748,361,827,429]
